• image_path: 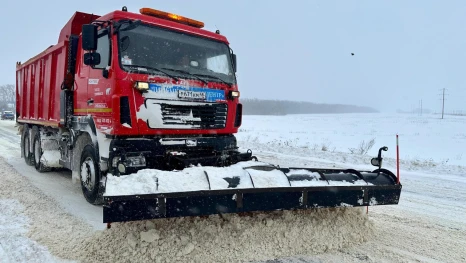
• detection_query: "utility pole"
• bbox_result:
[418,100,420,115]
[421,100,422,116]
[439,88,448,119]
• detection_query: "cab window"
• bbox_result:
[93,30,110,69]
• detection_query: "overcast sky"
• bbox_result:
[2,0,465,112]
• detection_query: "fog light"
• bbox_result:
[118,163,126,173]
[134,81,149,92]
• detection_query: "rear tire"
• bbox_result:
[33,132,51,172]
[80,145,103,205]
[22,129,33,166]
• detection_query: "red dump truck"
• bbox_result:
[16,7,401,224]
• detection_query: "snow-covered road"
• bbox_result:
[0,114,465,262]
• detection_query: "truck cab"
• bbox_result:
[74,8,246,174]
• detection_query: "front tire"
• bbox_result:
[80,145,103,205]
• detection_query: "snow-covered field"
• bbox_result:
[0,113,465,263]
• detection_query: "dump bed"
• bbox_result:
[16,42,69,127]
[15,12,99,127]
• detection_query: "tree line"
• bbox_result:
[0,84,15,111]
[240,98,378,115]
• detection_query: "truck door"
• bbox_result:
[87,28,113,129]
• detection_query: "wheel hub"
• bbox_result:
[81,157,96,191]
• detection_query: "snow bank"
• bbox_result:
[0,156,95,262]
[73,208,374,263]
[0,155,375,263]
[0,200,62,263]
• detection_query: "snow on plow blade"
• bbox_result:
[103,161,402,223]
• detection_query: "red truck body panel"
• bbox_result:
[16,42,67,127]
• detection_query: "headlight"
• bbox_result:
[134,81,149,92]
[126,156,146,167]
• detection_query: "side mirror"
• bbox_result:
[232,53,237,72]
[370,157,380,167]
[84,53,101,66]
[371,146,388,169]
[82,24,98,51]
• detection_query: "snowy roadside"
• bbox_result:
[0,154,377,262]
[0,199,66,263]
[0,156,89,263]
[1,117,465,262]
[238,140,466,177]
[1,151,465,263]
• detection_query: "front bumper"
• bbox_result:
[108,135,254,174]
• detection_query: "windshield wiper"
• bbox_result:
[161,68,208,85]
[125,65,179,81]
[192,73,231,86]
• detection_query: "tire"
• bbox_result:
[80,145,103,205]
[22,129,33,166]
[33,132,51,172]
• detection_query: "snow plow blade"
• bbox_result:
[103,150,401,223]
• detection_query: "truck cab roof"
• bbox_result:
[58,9,229,45]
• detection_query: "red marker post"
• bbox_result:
[396,134,400,184]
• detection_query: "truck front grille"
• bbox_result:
[160,103,227,129]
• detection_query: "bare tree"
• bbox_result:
[349,138,376,155]
[0,84,15,111]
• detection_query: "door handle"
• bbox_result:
[87,98,94,105]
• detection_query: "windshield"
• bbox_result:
[117,23,236,84]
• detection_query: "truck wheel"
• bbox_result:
[22,130,33,166]
[33,133,51,172]
[80,145,103,205]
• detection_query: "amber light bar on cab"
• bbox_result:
[140,8,204,28]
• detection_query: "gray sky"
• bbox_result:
[2,0,465,112]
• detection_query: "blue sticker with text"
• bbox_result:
[149,84,225,102]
